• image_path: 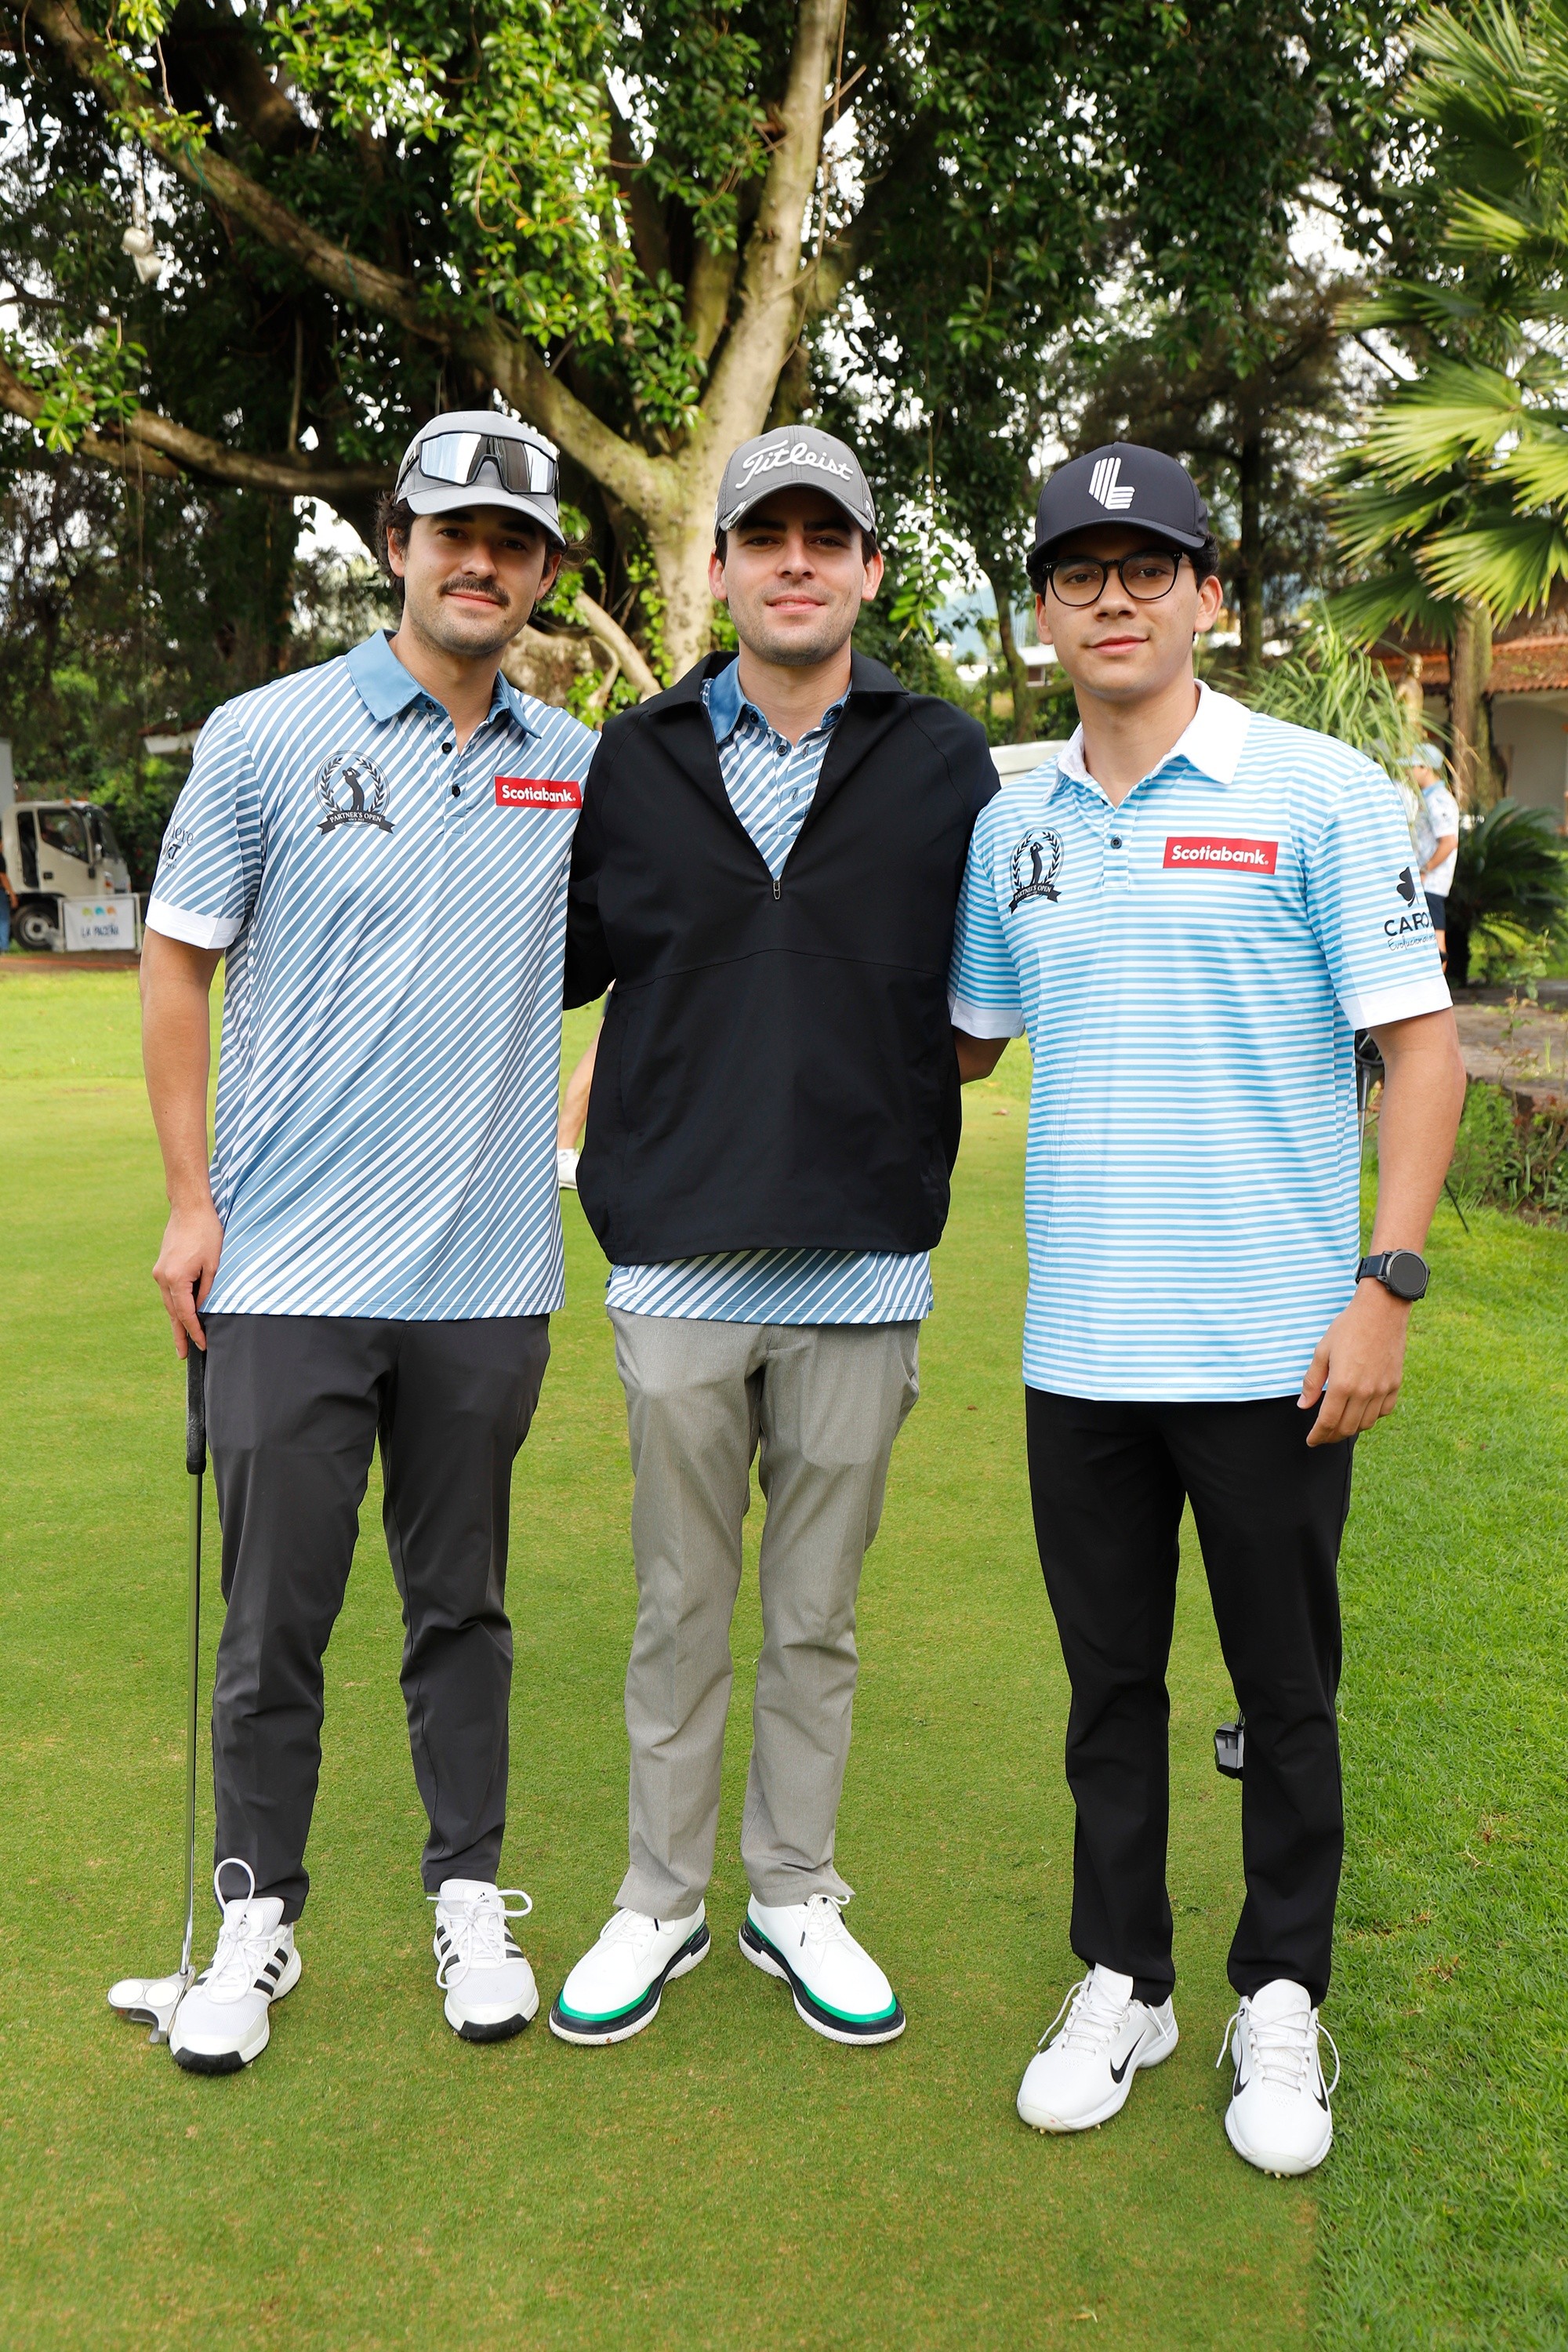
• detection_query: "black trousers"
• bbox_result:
[205,1314,550,1919]
[1025,1388,1353,2006]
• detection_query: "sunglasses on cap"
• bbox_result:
[398,429,559,501]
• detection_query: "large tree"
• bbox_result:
[2,0,1053,680]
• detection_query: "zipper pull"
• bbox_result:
[772,877,781,900]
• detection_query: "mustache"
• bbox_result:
[439,575,509,607]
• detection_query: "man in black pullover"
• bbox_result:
[550,427,996,2049]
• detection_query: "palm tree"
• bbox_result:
[1330,0,1568,803]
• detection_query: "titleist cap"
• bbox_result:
[1029,444,1209,585]
[716,426,877,536]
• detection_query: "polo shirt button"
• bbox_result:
[451,783,461,798]
[441,742,452,754]
[1110,835,1123,848]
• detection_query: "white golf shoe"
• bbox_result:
[431,1881,539,2042]
[1218,1979,1338,2176]
[168,1862,300,2075]
[1017,1965,1178,2131]
[741,1894,906,2045]
[549,1904,710,2044]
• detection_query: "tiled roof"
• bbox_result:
[1381,637,1568,695]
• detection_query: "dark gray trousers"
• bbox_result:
[205,1313,550,1920]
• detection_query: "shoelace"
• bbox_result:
[1036,1971,1130,2057]
[429,1887,532,1991]
[1215,1999,1341,2096]
[800,1894,853,1955]
[597,1908,664,1964]
[201,1857,282,2002]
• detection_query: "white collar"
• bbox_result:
[1056,680,1252,793]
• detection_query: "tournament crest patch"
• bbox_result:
[1009,827,1063,912]
[317,750,393,836]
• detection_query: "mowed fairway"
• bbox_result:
[1,970,1563,2350]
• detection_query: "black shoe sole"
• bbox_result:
[739,1918,906,2045]
[549,1922,710,2045]
[171,2046,246,2076]
[456,2010,532,2043]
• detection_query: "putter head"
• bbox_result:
[107,1969,191,2045]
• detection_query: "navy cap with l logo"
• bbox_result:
[1028,444,1210,586]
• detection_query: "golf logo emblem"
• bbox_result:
[1010,827,1063,911]
[317,751,393,836]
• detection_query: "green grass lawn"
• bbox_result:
[0,971,1563,2350]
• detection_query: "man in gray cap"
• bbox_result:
[124,410,596,2072]
[550,426,997,2050]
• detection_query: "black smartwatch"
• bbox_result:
[1356,1249,1430,1302]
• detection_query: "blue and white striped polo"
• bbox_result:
[949,683,1450,1401]
[605,656,933,1325]
[146,630,596,1319]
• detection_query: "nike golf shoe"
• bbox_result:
[431,1881,539,2042]
[1016,1964,1178,2131]
[168,1861,300,2075]
[741,1894,906,2045]
[1218,1979,1338,2176]
[549,1904,710,2044]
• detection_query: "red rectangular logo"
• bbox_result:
[494,775,583,811]
[1163,834,1278,876]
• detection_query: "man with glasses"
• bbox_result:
[950,445,1465,2173]
[129,411,594,2072]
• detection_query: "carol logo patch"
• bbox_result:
[1163,836,1278,875]
[495,775,583,811]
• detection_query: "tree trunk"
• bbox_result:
[988,571,1035,741]
[651,501,726,684]
[1236,430,1265,678]
[1450,599,1495,811]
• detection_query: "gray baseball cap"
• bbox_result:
[395,409,564,546]
[716,426,877,536]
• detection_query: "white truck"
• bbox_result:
[1,793,142,952]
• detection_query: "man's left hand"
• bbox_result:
[1298,1281,1413,1446]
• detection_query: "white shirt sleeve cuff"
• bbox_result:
[145,897,243,951]
[1338,975,1453,1029]
[949,993,1026,1040]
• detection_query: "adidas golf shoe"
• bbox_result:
[741,1894,906,2045]
[1219,1979,1338,2176]
[431,1881,539,2042]
[168,1862,300,2076]
[1017,1965,1178,2131]
[549,1904,710,2044]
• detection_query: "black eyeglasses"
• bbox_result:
[1044,550,1188,606]
[399,429,558,501]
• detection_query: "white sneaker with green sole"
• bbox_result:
[740,1894,905,2045]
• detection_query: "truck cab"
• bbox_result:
[2,799,138,951]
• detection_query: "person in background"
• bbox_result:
[1408,744,1460,968]
[0,845,16,952]
[557,1018,603,1189]
[951,444,1466,2178]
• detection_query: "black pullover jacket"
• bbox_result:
[563,649,998,1267]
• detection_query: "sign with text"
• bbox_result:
[62,896,139,950]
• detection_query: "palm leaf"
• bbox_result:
[1360,360,1523,481]
[1329,477,1462,565]
[1450,800,1568,939]
[1327,564,1456,648]
[1419,510,1568,614]
[1498,421,1568,506]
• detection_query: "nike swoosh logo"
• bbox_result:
[1315,2080,1330,2111]
[1109,2049,1135,2083]
[1234,2070,1250,2095]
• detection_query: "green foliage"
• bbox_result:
[1447,798,1568,985]
[1334,0,1568,630]
[2,328,146,452]
[1446,1076,1568,1217]
[1244,604,1419,771]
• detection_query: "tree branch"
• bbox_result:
[576,588,659,701]
[0,351,387,495]
[4,0,675,521]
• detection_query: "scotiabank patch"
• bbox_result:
[1163,835,1278,875]
[495,775,583,811]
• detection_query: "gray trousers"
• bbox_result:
[205,1313,550,1920]
[609,1311,920,1917]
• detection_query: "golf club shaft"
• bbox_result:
[180,1338,206,1984]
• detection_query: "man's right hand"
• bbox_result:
[153,1203,225,1356]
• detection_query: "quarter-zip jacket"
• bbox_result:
[564,650,997,1266]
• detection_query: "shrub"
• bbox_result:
[1448,802,1568,988]
[1446,1080,1568,1220]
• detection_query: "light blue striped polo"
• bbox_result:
[146,630,596,1319]
[605,656,933,1326]
[948,683,1450,1400]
